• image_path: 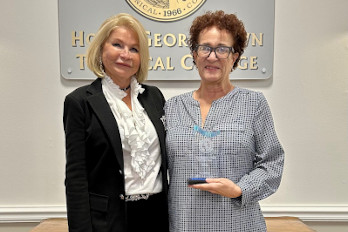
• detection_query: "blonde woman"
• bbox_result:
[63,13,169,232]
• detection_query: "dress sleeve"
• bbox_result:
[63,94,93,232]
[236,93,284,206]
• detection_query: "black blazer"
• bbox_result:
[63,78,168,232]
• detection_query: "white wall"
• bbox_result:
[0,0,347,231]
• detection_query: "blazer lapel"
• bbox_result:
[138,95,166,156]
[86,79,124,171]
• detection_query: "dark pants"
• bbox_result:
[126,192,169,232]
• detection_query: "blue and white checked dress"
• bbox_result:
[164,87,284,232]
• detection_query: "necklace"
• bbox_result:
[120,85,131,91]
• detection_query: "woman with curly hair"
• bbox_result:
[165,10,284,232]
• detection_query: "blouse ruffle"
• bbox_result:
[102,76,155,180]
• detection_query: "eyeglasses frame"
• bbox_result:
[195,44,235,59]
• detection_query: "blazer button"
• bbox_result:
[119,170,123,175]
[119,194,125,200]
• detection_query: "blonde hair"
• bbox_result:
[86,13,149,83]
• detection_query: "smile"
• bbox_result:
[205,65,220,70]
[116,62,132,68]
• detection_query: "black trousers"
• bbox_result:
[126,192,169,232]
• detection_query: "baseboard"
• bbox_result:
[0,206,66,223]
[261,205,348,222]
[0,205,347,223]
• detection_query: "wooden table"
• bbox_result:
[30,218,67,232]
[31,217,315,232]
[265,217,315,231]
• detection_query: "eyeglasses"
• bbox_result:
[195,45,234,59]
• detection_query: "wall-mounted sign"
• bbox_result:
[126,0,207,22]
[58,0,275,80]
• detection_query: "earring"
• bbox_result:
[99,57,105,76]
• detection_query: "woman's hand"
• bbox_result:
[189,178,242,198]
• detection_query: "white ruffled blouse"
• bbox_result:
[101,76,162,195]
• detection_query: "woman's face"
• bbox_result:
[193,26,239,84]
[102,26,140,83]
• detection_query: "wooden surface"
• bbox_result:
[30,218,68,232]
[31,217,315,232]
[265,217,316,232]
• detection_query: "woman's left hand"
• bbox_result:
[189,178,242,198]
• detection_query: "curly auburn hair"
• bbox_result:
[189,10,247,70]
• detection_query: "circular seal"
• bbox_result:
[126,0,206,22]
[199,137,214,154]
